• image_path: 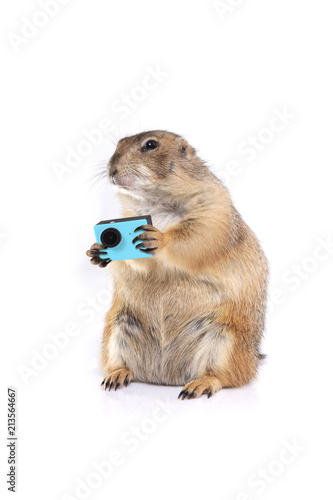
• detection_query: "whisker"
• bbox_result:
[86,163,108,179]
[102,130,119,146]
[85,168,109,190]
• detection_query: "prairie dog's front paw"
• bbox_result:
[132,225,163,255]
[86,243,111,268]
[101,368,133,391]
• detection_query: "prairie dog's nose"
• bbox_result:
[108,153,119,176]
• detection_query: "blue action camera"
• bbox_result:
[94,215,153,262]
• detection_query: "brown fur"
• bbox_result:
[89,130,269,399]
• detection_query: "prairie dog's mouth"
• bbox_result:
[111,170,149,190]
[112,176,134,189]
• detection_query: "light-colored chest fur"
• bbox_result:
[137,201,183,231]
[117,188,186,231]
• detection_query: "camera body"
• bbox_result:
[94,215,153,262]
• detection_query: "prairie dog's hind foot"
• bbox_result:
[178,375,222,400]
[101,368,133,391]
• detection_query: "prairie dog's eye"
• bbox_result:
[142,140,158,152]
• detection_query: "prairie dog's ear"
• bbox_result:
[176,137,196,160]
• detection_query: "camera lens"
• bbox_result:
[100,228,122,248]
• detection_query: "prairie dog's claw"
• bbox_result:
[101,369,133,392]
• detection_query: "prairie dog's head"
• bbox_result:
[107,130,207,199]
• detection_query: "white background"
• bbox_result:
[1,1,333,499]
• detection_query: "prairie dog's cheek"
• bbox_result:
[136,164,162,183]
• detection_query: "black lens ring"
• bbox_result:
[100,228,122,248]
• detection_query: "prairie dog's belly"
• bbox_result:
[108,268,228,385]
[115,265,225,324]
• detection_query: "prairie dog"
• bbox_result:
[86,130,269,399]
